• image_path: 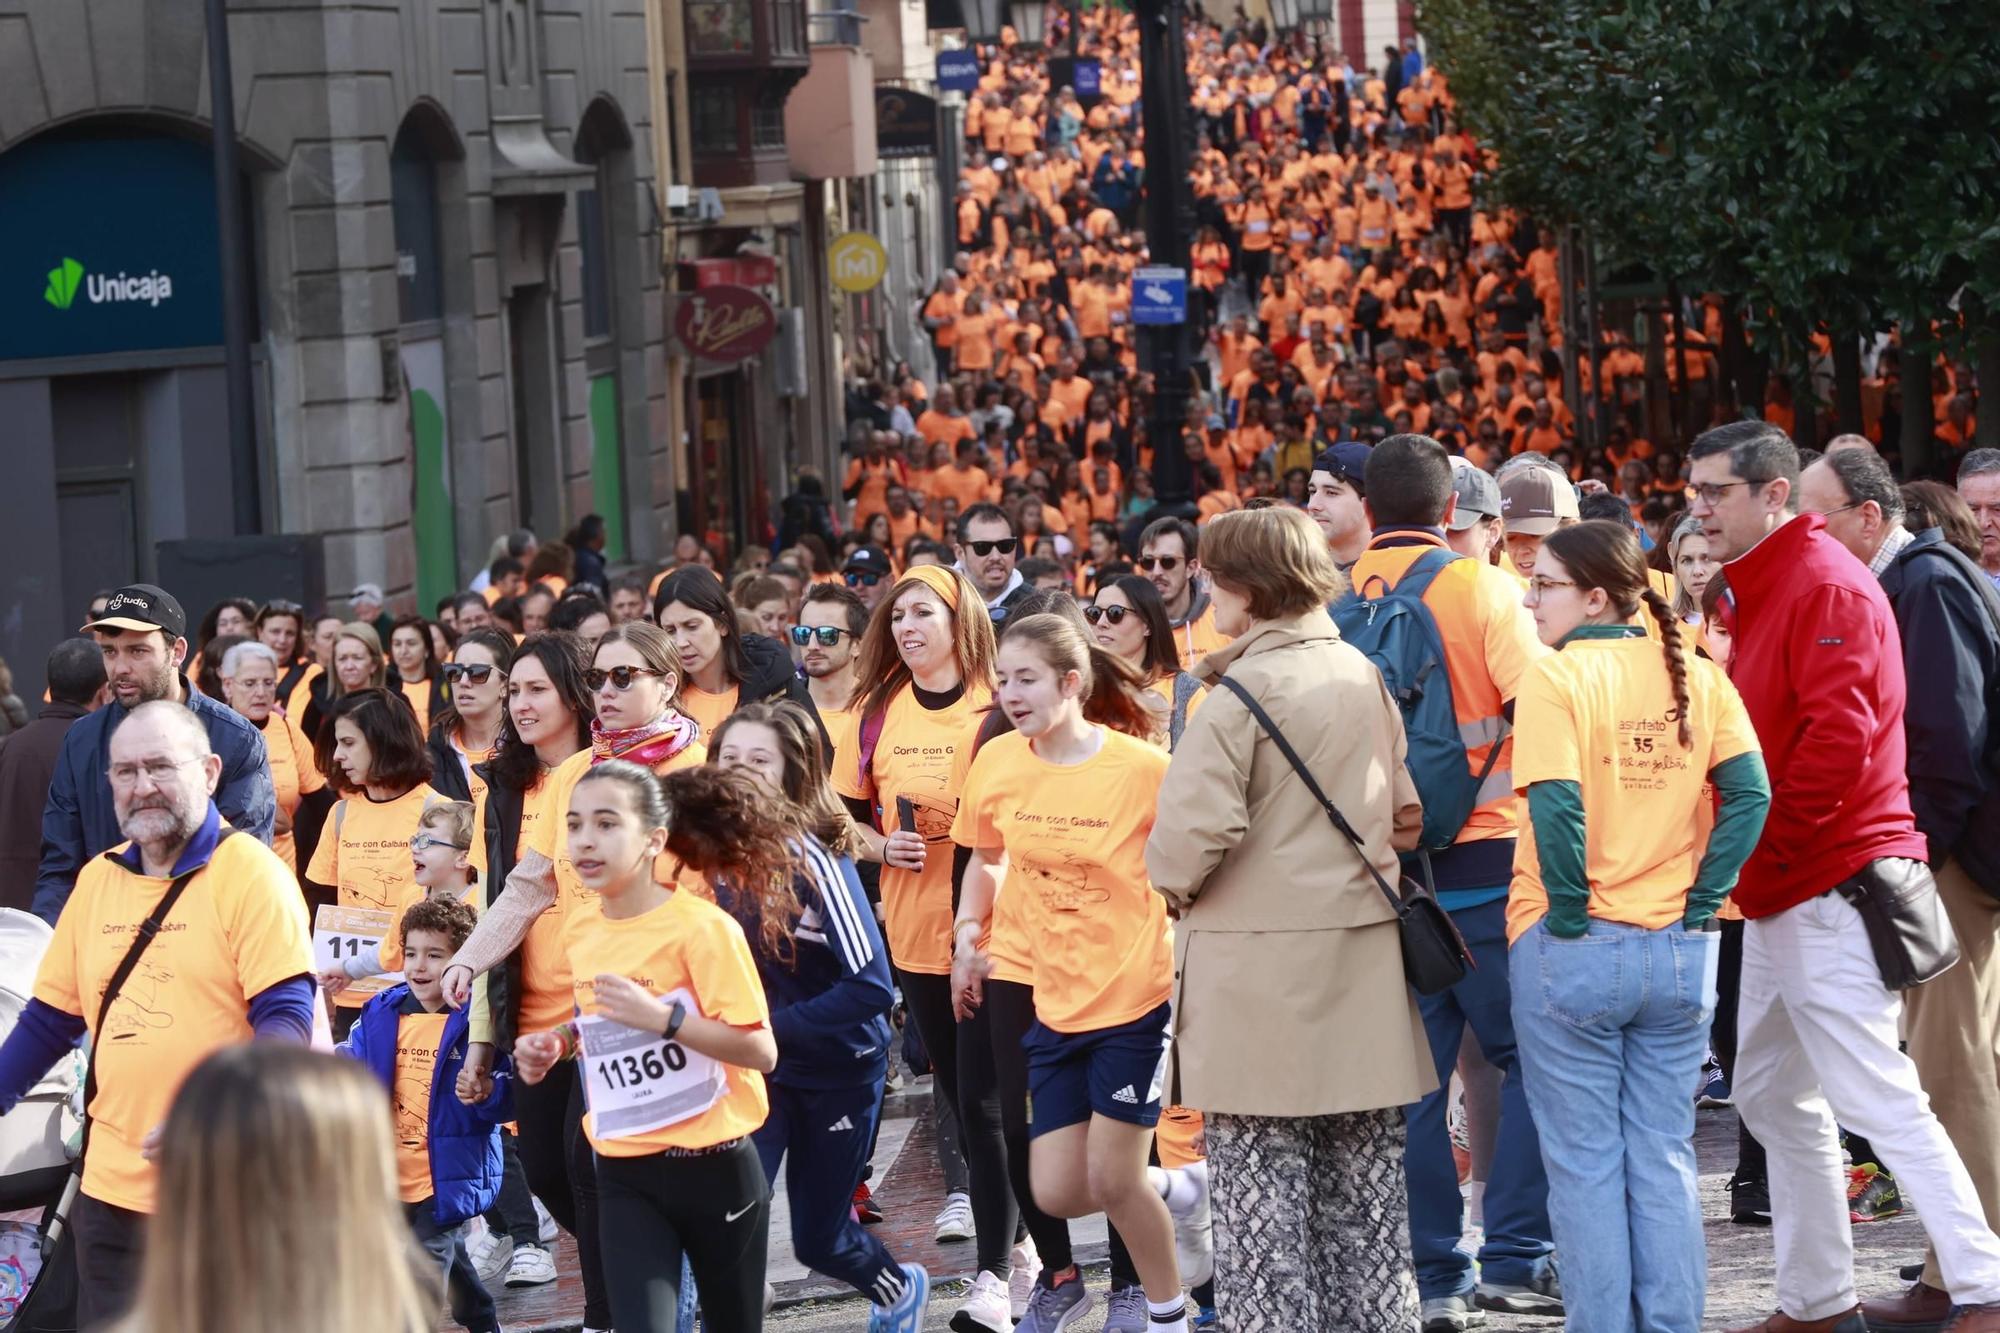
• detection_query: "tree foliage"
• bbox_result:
[1420,0,2000,362]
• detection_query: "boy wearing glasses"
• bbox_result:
[319,801,481,994]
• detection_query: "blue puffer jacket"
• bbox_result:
[339,985,514,1226]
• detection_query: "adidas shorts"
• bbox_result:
[1022,1001,1171,1137]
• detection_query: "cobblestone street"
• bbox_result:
[491,1090,1931,1331]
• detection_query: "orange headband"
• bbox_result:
[900,564,964,613]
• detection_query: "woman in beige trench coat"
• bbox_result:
[1145,507,1435,1332]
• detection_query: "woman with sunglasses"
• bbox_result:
[652,567,828,753]
[1088,575,1207,750]
[443,631,616,1326]
[833,565,1019,1332]
[428,628,514,805]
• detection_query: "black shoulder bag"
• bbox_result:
[1216,676,1471,995]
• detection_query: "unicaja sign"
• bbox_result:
[43,256,176,311]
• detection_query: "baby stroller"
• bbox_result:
[0,908,83,1332]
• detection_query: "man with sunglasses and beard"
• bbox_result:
[1139,516,1235,667]
[955,503,1033,623]
[794,584,869,759]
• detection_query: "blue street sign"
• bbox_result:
[1074,58,1102,97]
[937,49,982,94]
[1130,266,1187,326]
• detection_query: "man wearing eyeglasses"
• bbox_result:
[795,584,870,758]
[954,503,1031,622]
[32,584,276,926]
[0,700,313,1328]
[1689,421,2000,1333]
[1139,516,1233,667]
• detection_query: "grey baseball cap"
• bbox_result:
[1447,458,1502,531]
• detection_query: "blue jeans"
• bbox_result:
[1510,919,1718,1333]
[1403,896,1556,1299]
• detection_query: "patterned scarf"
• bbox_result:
[590,710,701,769]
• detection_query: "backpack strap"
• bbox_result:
[78,829,237,1169]
[856,706,888,830]
[1382,545,1463,601]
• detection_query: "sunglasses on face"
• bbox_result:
[409,833,469,853]
[1137,555,1182,572]
[966,538,1019,557]
[845,571,883,588]
[585,665,667,692]
[790,625,853,647]
[1083,604,1132,625]
[442,663,503,685]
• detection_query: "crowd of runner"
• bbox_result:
[3,8,2000,1333]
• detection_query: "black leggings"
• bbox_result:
[1713,918,1767,1182]
[902,967,1016,1277]
[515,1060,612,1327]
[595,1139,770,1333]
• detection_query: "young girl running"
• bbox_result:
[514,761,777,1333]
[832,565,1018,1332]
[699,712,931,1332]
[1509,520,1769,1333]
[950,612,1188,1333]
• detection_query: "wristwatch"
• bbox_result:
[661,998,688,1041]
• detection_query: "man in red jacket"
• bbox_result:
[1689,420,2000,1333]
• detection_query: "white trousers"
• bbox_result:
[1736,888,2000,1318]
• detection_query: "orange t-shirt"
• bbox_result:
[953,730,1172,1032]
[564,889,771,1154]
[833,682,992,975]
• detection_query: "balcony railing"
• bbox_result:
[808,2,867,45]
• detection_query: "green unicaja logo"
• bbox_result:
[45,258,84,310]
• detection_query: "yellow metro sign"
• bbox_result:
[830,231,888,293]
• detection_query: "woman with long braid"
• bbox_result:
[1507,520,1771,1333]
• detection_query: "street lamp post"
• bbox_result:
[1010,0,1048,49]
[959,0,1003,43]
[1130,0,1197,513]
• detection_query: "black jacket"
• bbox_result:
[428,724,476,802]
[1878,529,2000,894]
[573,545,609,596]
[739,633,833,763]
[473,763,530,1051]
[0,701,89,913]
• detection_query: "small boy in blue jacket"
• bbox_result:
[338,895,513,1333]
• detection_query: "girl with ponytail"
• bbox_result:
[1507,519,1773,1333]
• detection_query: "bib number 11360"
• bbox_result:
[577,988,726,1140]
[595,1040,688,1090]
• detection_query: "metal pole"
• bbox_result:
[207,0,261,534]
[1132,0,1197,515]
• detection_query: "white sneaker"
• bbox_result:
[1162,1159,1209,1218]
[1008,1236,1041,1319]
[933,1191,974,1243]
[1173,1193,1213,1288]
[949,1270,1011,1333]
[505,1243,558,1287]
[533,1194,560,1245]
[465,1219,515,1286]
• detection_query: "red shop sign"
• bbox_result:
[674,284,777,363]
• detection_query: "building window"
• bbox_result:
[751,88,787,149]
[691,84,738,153]
[772,0,807,53]
[390,127,445,324]
[577,185,612,340]
[687,0,753,53]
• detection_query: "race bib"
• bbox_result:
[314,904,400,1001]
[577,988,727,1141]
[1246,220,1271,235]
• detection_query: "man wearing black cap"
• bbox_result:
[1307,442,1373,571]
[843,545,895,614]
[30,584,275,924]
